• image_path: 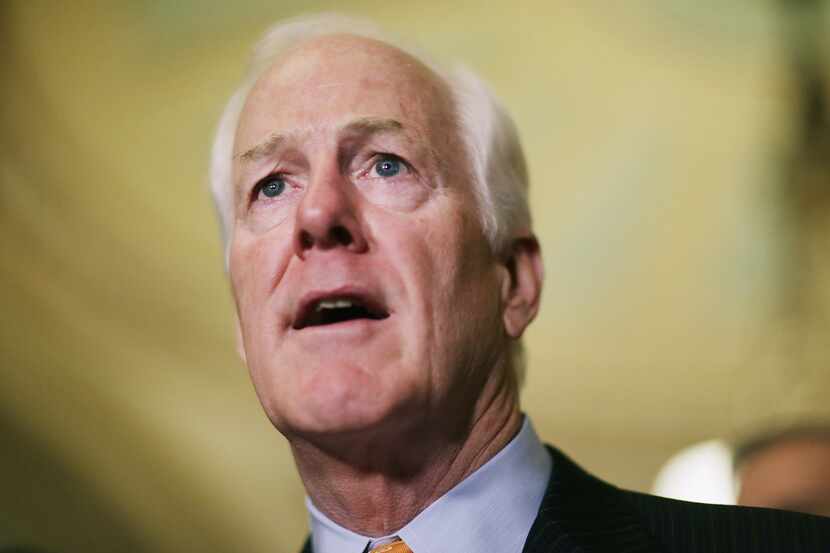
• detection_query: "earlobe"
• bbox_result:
[501,235,544,338]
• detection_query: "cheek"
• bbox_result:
[243,190,303,235]
[423,212,502,347]
[379,206,472,346]
[229,226,295,322]
[357,178,432,213]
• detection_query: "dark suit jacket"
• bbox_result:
[300,445,830,553]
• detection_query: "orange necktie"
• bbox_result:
[368,539,412,553]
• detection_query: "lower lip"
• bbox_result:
[292,317,389,339]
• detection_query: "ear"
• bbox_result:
[234,315,248,365]
[500,234,544,339]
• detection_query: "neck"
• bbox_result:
[291,368,522,537]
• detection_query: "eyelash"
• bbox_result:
[250,173,288,204]
[248,153,413,204]
[366,153,410,177]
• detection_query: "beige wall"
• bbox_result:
[2,2,828,552]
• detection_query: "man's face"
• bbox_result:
[229,35,513,443]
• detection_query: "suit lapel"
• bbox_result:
[522,446,664,553]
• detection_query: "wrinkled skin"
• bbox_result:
[228,34,542,534]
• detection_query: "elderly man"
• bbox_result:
[211,14,830,553]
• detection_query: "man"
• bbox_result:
[210,14,830,553]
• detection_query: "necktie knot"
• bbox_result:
[368,538,411,553]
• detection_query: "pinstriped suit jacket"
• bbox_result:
[299,445,830,553]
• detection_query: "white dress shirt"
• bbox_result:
[307,416,552,553]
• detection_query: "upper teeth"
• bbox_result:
[315,299,354,312]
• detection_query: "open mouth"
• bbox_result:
[293,295,390,330]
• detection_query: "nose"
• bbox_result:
[293,168,368,258]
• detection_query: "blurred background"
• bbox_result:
[2,1,829,551]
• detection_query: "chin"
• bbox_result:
[260,357,420,440]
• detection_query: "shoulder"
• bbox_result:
[620,487,830,552]
[538,444,830,553]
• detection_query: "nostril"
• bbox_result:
[330,225,353,246]
[299,231,314,250]
[297,226,353,251]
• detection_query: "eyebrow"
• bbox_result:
[342,116,403,136]
[236,133,287,164]
[235,117,405,164]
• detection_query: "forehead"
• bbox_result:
[236,34,457,153]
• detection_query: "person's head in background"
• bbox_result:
[735,424,830,517]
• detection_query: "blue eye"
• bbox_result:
[259,176,285,198]
[374,157,401,177]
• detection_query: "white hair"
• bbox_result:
[210,13,530,254]
[209,13,532,380]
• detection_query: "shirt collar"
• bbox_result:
[307,416,552,553]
